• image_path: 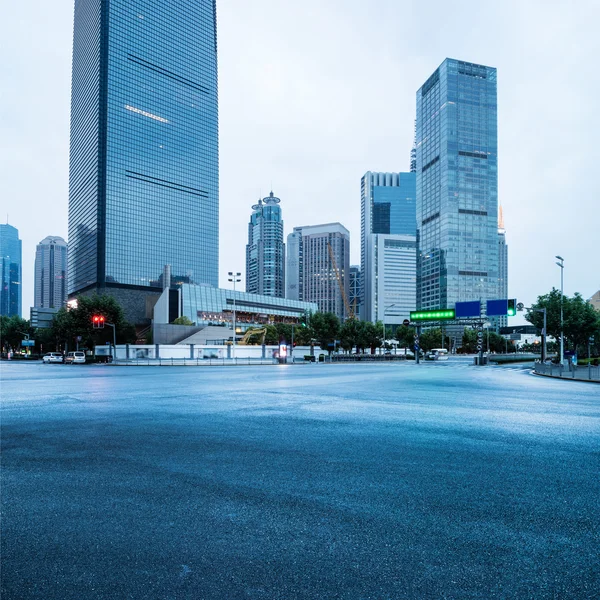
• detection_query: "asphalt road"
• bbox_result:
[1,361,599,599]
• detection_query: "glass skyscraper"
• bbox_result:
[416,58,498,312]
[0,224,22,317]
[34,236,68,309]
[68,0,219,322]
[361,171,417,323]
[246,192,285,298]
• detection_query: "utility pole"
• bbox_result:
[555,256,564,365]
[228,272,241,359]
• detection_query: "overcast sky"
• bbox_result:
[2,0,599,320]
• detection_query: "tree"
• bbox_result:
[310,312,341,352]
[419,328,442,352]
[0,315,33,352]
[396,325,415,354]
[339,318,361,352]
[526,289,600,355]
[50,294,137,350]
[172,316,193,326]
[461,328,478,354]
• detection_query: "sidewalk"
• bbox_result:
[534,362,600,383]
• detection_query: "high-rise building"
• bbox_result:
[496,206,508,329]
[34,236,68,309]
[365,235,417,325]
[416,58,498,314]
[348,265,361,319]
[287,223,350,321]
[0,224,22,317]
[246,192,285,297]
[67,0,219,323]
[361,171,416,323]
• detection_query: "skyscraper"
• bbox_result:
[286,223,350,321]
[416,59,498,313]
[348,265,361,319]
[246,192,285,297]
[496,205,508,328]
[68,0,219,323]
[361,171,417,324]
[0,224,22,317]
[34,236,68,309]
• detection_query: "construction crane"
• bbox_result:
[327,242,354,319]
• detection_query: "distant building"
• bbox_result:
[416,59,499,313]
[361,171,416,323]
[589,290,600,312]
[67,0,219,324]
[34,236,68,309]
[246,192,285,297]
[287,223,350,321]
[349,265,361,319]
[365,235,416,326]
[493,205,509,328]
[179,283,317,328]
[0,223,22,317]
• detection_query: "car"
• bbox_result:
[65,351,86,364]
[43,352,64,364]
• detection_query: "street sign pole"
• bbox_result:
[415,325,421,365]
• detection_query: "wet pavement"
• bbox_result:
[1,361,599,599]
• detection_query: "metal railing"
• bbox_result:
[534,362,600,382]
[112,357,279,367]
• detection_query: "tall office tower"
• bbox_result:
[416,59,498,313]
[286,223,350,320]
[410,121,417,173]
[246,192,285,297]
[68,0,219,323]
[34,236,68,309]
[0,224,22,317]
[348,265,361,319]
[496,205,508,328]
[361,171,416,324]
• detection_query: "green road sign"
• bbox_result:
[410,309,455,321]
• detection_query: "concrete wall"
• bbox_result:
[153,323,202,344]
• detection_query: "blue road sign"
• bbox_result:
[487,299,508,317]
[455,301,481,318]
[21,339,35,347]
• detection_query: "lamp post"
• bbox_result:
[228,272,241,359]
[555,256,564,365]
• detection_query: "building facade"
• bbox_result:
[416,58,499,313]
[67,0,219,323]
[589,290,600,312]
[348,265,361,320]
[361,171,416,323]
[287,223,350,321]
[0,224,22,317]
[34,236,68,309]
[245,192,285,297]
[181,283,317,328]
[365,235,416,325]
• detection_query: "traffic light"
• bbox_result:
[507,299,517,317]
[300,312,308,327]
[92,315,105,329]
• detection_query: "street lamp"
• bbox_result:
[228,271,241,359]
[555,256,564,365]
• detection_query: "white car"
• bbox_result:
[43,353,64,364]
[65,351,86,364]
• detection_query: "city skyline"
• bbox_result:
[2,0,599,317]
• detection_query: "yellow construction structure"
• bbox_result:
[238,327,267,345]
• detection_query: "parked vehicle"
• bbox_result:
[43,353,64,364]
[65,351,86,364]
